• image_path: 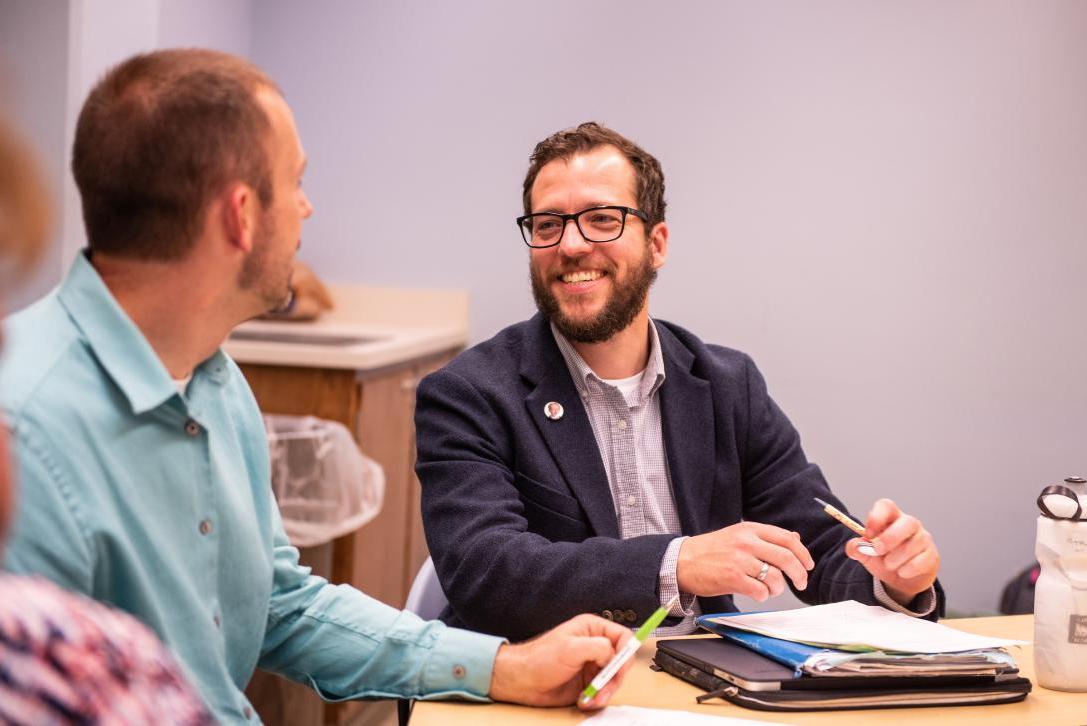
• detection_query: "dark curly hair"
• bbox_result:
[521,122,666,228]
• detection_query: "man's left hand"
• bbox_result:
[845,498,940,606]
[488,613,634,709]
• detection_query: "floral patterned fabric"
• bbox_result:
[0,574,213,725]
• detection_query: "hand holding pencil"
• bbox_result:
[488,613,635,709]
[818,496,941,606]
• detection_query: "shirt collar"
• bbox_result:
[550,319,667,404]
[57,251,228,415]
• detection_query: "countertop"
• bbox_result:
[223,284,469,371]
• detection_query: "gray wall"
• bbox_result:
[253,0,1087,615]
[0,0,252,308]
[0,0,69,310]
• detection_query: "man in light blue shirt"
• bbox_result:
[0,49,632,723]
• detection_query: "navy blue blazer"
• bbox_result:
[415,314,944,641]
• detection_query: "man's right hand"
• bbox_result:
[677,522,815,601]
[488,614,633,710]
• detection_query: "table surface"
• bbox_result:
[411,614,1087,725]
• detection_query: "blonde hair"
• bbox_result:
[0,116,50,286]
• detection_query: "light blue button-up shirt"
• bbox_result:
[1,253,503,723]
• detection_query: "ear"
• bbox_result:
[648,221,669,269]
[221,182,260,253]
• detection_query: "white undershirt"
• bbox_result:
[598,370,646,407]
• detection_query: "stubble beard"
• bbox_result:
[530,242,657,344]
[238,209,293,312]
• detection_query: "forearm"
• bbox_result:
[263,556,504,700]
[436,526,674,641]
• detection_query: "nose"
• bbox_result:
[300,190,314,219]
[557,218,592,257]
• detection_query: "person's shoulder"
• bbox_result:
[0,573,214,724]
[0,292,85,417]
[653,318,755,375]
[433,317,538,385]
[0,573,140,639]
[0,575,176,675]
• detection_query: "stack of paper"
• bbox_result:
[699,600,1027,678]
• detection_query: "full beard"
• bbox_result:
[531,246,657,344]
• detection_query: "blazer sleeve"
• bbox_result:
[734,354,945,619]
[415,367,675,641]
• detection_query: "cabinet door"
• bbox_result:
[238,364,361,726]
[347,369,417,608]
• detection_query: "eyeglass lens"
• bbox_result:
[521,207,628,246]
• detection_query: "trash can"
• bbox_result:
[264,414,385,548]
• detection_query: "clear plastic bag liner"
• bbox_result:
[264,414,384,547]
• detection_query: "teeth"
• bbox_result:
[561,270,603,283]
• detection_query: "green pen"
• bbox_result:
[578,594,680,705]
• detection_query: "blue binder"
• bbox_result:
[697,612,834,675]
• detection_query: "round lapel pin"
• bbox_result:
[544,401,564,420]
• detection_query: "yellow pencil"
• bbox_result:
[814,497,878,556]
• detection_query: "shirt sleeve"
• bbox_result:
[257,510,506,702]
[872,578,937,618]
[658,537,696,616]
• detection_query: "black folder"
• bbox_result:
[654,637,1032,711]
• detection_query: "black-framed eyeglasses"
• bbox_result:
[516,206,648,248]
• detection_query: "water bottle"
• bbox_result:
[1034,475,1087,691]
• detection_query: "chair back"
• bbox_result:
[405,556,448,620]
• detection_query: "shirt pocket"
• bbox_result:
[513,470,591,541]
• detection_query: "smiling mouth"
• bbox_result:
[559,270,605,283]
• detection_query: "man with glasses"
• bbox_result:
[415,122,944,642]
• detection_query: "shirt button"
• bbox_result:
[213,614,221,628]
[452,664,466,679]
[626,494,637,506]
[199,519,213,535]
[243,706,253,719]
[624,609,637,622]
[602,609,614,621]
[617,418,628,430]
[184,419,201,436]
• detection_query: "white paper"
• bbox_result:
[706,600,1027,654]
[581,705,792,725]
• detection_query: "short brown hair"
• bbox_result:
[0,116,50,286]
[72,49,278,261]
[522,122,667,228]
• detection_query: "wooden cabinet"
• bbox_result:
[240,348,459,726]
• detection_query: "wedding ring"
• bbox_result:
[756,561,770,582]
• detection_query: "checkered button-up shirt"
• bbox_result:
[552,321,700,635]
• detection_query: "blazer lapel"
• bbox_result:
[656,323,715,535]
[521,315,619,538]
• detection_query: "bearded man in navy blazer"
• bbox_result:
[415,122,944,641]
